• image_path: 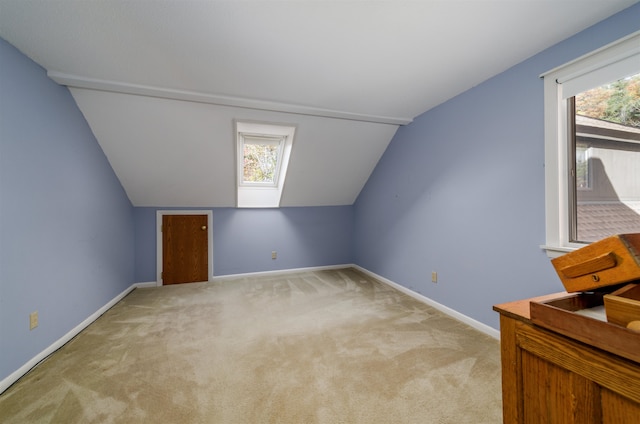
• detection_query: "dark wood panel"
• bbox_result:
[499,314,521,424]
[601,388,640,424]
[162,214,208,285]
[521,350,601,423]
[516,323,640,403]
[496,294,640,424]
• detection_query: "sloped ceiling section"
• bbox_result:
[0,0,637,207]
[69,88,397,207]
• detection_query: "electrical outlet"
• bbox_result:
[272,251,277,260]
[30,311,38,330]
[431,272,438,283]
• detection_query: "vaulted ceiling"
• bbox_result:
[0,0,636,207]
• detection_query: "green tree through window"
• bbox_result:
[576,74,640,128]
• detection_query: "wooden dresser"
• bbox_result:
[494,293,640,423]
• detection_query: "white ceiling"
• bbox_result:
[0,0,637,207]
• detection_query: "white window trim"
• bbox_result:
[235,120,295,208]
[540,31,640,258]
[238,133,285,188]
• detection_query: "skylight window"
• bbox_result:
[240,134,283,186]
[235,121,295,208]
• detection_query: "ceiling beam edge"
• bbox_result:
[48,71,412,126]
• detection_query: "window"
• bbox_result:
[574,144,591,191]
[541,31,640,256]
[240,134,284,186]
[235,121,295,208]
[570,75,640,243]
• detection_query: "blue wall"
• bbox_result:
[0,39,135,382]
[2,3,639,386]
[134,206,354,280]
[354,4,640,330]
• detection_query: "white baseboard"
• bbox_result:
[353,265,500,340]
[136,281,158,288]
[210,264,353,281]
[0,281,149,395]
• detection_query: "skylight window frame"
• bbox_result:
[237,132,286,188]
[234,120,296,208]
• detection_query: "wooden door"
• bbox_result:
[162,214,208,285]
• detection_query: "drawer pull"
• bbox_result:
[560,252,617,278]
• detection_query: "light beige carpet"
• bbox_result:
[0,268,502,423]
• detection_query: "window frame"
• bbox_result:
[541,31,640,257]
[234,120,296,208]
[238,133,285,188]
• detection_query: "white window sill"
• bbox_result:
[540,244,584,258]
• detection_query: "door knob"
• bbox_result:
[201,226,207,230]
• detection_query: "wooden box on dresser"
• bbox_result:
[493,293,640,424]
